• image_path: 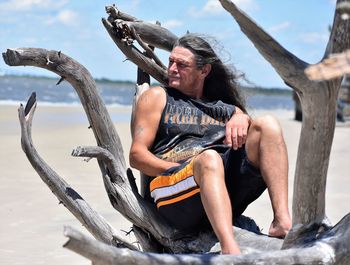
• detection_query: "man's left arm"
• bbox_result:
[224,107,251,150]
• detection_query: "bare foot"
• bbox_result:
[268,217,292,238]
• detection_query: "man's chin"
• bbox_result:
[168,80,180,88]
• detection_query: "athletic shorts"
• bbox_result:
[149,147,267,231]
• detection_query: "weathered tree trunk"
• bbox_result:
[14,92,136,250]
[219,0,350,234]
[2,0,350,264]
[305,49,350,80]
[2,47,275,254]
[103,0,350,261]
[1,48,187,251]
[63,215,350,265]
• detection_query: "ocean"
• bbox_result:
[0,75,294,110]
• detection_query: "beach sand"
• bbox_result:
[0,104,349,264]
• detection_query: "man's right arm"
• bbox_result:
[129,86,180,176]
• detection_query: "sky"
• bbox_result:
[0,0,338,88]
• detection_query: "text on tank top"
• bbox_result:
[151,88,235,162]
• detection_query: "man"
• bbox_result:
[130,34,291,254]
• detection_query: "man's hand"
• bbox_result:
[224,108,251,150]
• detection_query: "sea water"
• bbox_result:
[0,75,294,109]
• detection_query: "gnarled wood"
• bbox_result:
[3,0,350,263]
[16,92,136,250]
[100,0,350,262]
[1,48,176,248]
[3,47,275,255]
[218,0,309,95]
[305,49,350,80]
[101,18,169,85]
[218,0,350,230]
[106,5,177,51]
[62,223,350,265]
[2,48,124,161]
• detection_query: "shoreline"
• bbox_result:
[0,104,349,264]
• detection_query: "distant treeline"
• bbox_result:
[1,74,292,95]
[1,74,135,86]
[241,86,292,96]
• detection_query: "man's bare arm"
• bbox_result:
[129,87,180,176]
[224,106,251,150]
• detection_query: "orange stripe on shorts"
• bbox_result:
[150,159,194,192]
[156,188,200,208]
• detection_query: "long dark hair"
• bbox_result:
[173,34,247,113]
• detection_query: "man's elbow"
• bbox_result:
[129,150,137,169]
[129,146,142,170]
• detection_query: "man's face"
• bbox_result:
[168,46,205,97]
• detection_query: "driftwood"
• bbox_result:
[2,47,277,254]
[305,49,350,80]
[63,221,350,265]
[2,0,350,264]
[305,0,350,81]
[218,0,349,229]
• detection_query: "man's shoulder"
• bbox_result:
[137,86,167,111]
[144,86,166,98]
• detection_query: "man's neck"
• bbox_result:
[170,83,204,99]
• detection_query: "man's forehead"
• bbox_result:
[169,46,195,62]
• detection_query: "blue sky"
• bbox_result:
[0,0,337,88]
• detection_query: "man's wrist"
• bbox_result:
[234,106,244,114]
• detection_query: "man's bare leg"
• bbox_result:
[245,115,292,237]
[193,150,241,254]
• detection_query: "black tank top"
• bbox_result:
[151,87,235,163]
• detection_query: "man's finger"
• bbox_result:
[225,125,232,146]
[242,126,248,145]
[231,127,238,150]
[237,127,243,147]
[242,133,247,145]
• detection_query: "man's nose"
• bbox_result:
[169,62,178,73]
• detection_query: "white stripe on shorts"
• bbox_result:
[150,176,197,202]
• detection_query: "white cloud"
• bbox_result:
[0,0,67,11]
[202,0,223,15]
[231,0,259,12]
[162,19,184,29]
[46,9,79,26]
[268,22,291,34]
[118,0,140,13]
[57,10,79,26]
[188,0,258,18]
[298,32,329,44]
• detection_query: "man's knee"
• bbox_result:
[193,150,223,182]
[246,115,284,166]
[194,149,222,169]
[250,115,283,138]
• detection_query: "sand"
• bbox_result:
[0,104,349,264]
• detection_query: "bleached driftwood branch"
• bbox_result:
[1,48,178,251]
[3,0,350,263]
[305,49,350,80]
[218,0,350,232]
[98,0,350,262]
[16,92,136,250]
[2,47,277,254]
[102,5,178,85]
[64,222,350,265]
